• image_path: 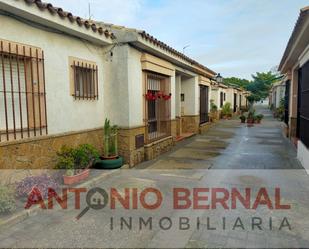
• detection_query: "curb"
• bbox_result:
[0,169,120,231]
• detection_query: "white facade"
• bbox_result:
[270,82,286,109]
[0,14,113,135]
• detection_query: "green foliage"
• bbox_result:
[0,185,16,214]
[221,102,232,116]
[256,114,264,121]
[103,119,118,157]
[274,98,285,121]
[210,100,218,113]
[55,144,99,174]
[239,115,246,121]
[224,77,251,88]
[247,109,256,120]
[246,71,282,101]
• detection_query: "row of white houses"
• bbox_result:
[0,0,249,168]
[278,6,309,171]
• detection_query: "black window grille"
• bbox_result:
[145,73,171,143]
[72,61,98,100]
[299,61,309,148]
[200,85,209,124]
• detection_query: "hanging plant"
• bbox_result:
[156,91,164,99]
[145,91,157,101]
[163,93,172,101]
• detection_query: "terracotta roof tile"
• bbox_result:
[139,31,216,76]
[22,0,115,39]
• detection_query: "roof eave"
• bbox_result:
[133,34,216,78]
[279,7,309,73]
[0,0,114,46]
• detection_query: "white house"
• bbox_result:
[278,6,309,171]
[0,0,219,168]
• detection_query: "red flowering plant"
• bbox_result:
[163,93,172,100]
[145,91,157,101]
[16,174,59,200]
[145,91,171,101]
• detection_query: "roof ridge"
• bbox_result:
[22,0,115,39]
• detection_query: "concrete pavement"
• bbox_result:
[0,104,308,248]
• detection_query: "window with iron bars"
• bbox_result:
[145,73,171,143]
[71,59,98,100]
[0,40,47,142]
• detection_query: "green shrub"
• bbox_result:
[103,119,119,157]
[55,144,99,174]
[247,109,256,120]
[0,186,16,214]
[256,114,264,121]
[221,102,232,116]
[210,100,218,113]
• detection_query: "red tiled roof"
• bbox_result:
[22,0,115,39]
[139,31,216,76]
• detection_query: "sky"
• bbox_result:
[47,0,308,80]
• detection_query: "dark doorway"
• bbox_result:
[200,85,209,124]
[298,61,309,147]
[220,92,224,107]
[239,95,242,110]
[284,80,290,126]
[233,93,237,113]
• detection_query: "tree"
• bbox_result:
[223,77,251,88]
[246,71,282,101]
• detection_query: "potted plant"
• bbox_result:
[255,114,264,124]
[209,100,218,122]
[55,144,99,185]
[239,115,246,123]
[221,102,232,119]
[95,119,124,169]
[247,109,255,127]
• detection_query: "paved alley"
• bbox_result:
[1,104,309,249]
[137,104,303,170]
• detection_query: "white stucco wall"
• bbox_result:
[175,76,181,117]
[0,14,111,135]
[111,45,177,127]
[225,88,234,106]
[298,141,309,172]
[127,47,144,127]
[181,76,199,115]
[104,44,130,127]
[210,88,220,109]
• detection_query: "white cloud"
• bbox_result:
[46,0,309,80]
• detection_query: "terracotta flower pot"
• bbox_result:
[63,169,90,186]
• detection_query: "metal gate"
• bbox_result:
[284,80,290,125]
[200,85,209,124]
[298,61,309,147]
